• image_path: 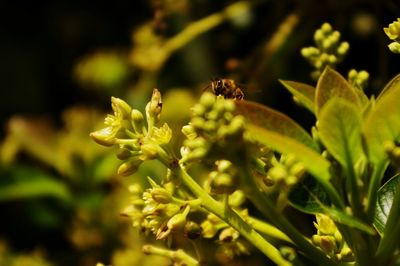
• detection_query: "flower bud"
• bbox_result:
[191,117,206,129]
[151,187,172,204]
[111,97,132,120]
[217,160,233,173]
[184,221,202,240]
[118,158,143,176]
[141,143,159,160]
[90,127,116,146]
[315,214,337,235]
[358,71,369,83]
[268,165,287,182]
[290,163,306,178]
[192,104,206,116]
[188,147,208,160]
[200,92,216,109]
[348,69,358,80]
[131,109,145,133]
[321,23,332,34]
[389,42,400,54]
[280,247,297,261]
[384,19,400,40]
[157,207,189,240]
[211,173,236,194]
[116,147,133,160]
[228,190,246,207]
[320,235,337,254]
[182,125,197,140]
[314,29,324,43]
[224,100,235,113]
[201,220,217,238]
[337,42,349,56]
[146,88,163,123]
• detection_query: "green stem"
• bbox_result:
[366,161,388,221]
[248,216,294,243]
[375,178,400,265]
[343,150,364,219]
[239,165,335,266]
[164,1,253,55]
[177,166,291,266]
[142,245,199,266]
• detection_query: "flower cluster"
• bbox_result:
[312,214,352,261]
[200,212,250,262]
[264,154,305,191]
[301,23,349,80]
[207,160,238,195]
[90,89,174,176]
[122,178,190,241]
[180,92,245,164]
[347,69,369,90]
[384,18,400,53]
[261,153,306,210]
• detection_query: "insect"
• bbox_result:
[205,78,244,100]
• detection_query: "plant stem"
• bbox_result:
[343,148,364,219]
[142,245,199,266]
[177,165,291,266]
[365,161,388,221]
[164,1,253,55]
[375,177,400,265]
[248,216,294,243]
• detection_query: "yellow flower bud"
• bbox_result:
[117,158,143,176]
[151,187,172,204]
[384,18,400,40]
[146,88,163,122]
[111,96,132,120]
[131,109,145,133]
[140,143,159,160]
[200,92,216,109]
[182,125,198,140]
[90,127,117,146]
[388,42,400,54]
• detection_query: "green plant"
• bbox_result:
[91,20,400,266]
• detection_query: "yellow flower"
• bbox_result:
[384,18,400,40]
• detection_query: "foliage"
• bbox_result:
[2,1,400,265]
[89,18,400,266]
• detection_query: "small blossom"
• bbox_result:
[384,18,400,40]
[117,158,143,176]
[146,88,163,123]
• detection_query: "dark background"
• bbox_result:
[1,0,399,128]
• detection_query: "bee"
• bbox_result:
[205,78,244,100]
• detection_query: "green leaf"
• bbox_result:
[235,100,318,150]
[374,174,400,235]
[0,167,71,202]
[318,98,363,169]
[279,80,315,113]
[290,177,375,235]
[246,124,343,208]
[363,73,400,165]
[247,124,329,180]
[315,67,359,116]
[376,173,400,264]
[376,73,400,102]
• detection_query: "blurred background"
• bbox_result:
[0,0,399,265]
